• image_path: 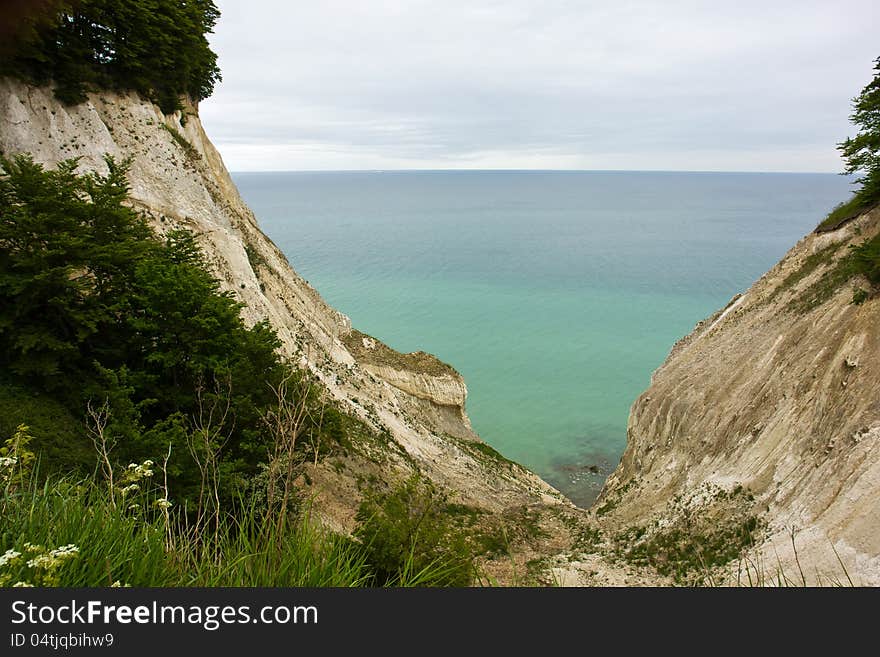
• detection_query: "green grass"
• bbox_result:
[161,123,200,162]
[758,224,880,313]
[0,475,460,587]
[764,242,845,307]
[790,256,857,312]
[620,515,763,585]
[787,233,880,312]
[1,478,180,587]
[449,435,519,471]
[758,193,880,312]
[815,196,870,232]
[613,485,764,585]
[341,329,460,378]
[243,241,268,274]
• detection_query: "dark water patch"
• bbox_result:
[543,447,619,508]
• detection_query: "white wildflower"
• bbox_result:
[0,549,22,567]
[12,581,33,587]
[125,460,155,479]
[0,456,18,468]
[23,542,42,553]
[49,544,79,559]
[27,554,57,569]
[120,483,140,495]
[155,498,172,509]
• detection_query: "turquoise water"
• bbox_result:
[232,170,853,506]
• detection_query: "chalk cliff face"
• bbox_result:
[600,205,880,585]
[0,78,564,528]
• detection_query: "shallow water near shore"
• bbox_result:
[233,170,853,506]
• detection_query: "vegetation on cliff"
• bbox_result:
[839,57,880,207]
[0,156,485,586]
[0,448,452,587]
[0,154,295,496]
[810,55,880,304]
[0,2,527,587]
[818,55,880,231]
[0,0,221,113]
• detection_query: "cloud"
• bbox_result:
[199,0,880,171]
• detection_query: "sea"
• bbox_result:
[232,170,853,506]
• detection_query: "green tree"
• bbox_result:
[0,155,152,383]
[0,154,289,504]
[839,56,880,206]
[0,0,222,112]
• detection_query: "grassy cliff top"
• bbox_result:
[815,196,875,233]
[341,329,460,378]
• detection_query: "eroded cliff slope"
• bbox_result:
[599,205,880,585]
[0,78,564,535]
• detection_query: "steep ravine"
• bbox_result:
[5,77,876,586]
[0,78,571,554]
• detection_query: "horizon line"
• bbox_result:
[229,167,846,176]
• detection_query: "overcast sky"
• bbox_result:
[199,0,879,172]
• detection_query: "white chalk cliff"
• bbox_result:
[600,204,880,585]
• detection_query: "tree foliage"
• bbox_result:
[0,154,296,499]
[839,56,880,206]
[0,0,221,113]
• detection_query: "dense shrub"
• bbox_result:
[0,0,221,113]
[0,154,289,504]
[355,476,476,586]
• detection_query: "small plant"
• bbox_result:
[116,459,156,509]
[0,424,36,495]
[161,124,200,162]
[848,232,880,286]
[782,233,880,312]
[0,543,80,587]
[355,475,476,586]
[244,241,268,273]
[595,479,634,516]
[852,287,870,305]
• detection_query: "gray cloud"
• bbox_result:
[199,0,880,171]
